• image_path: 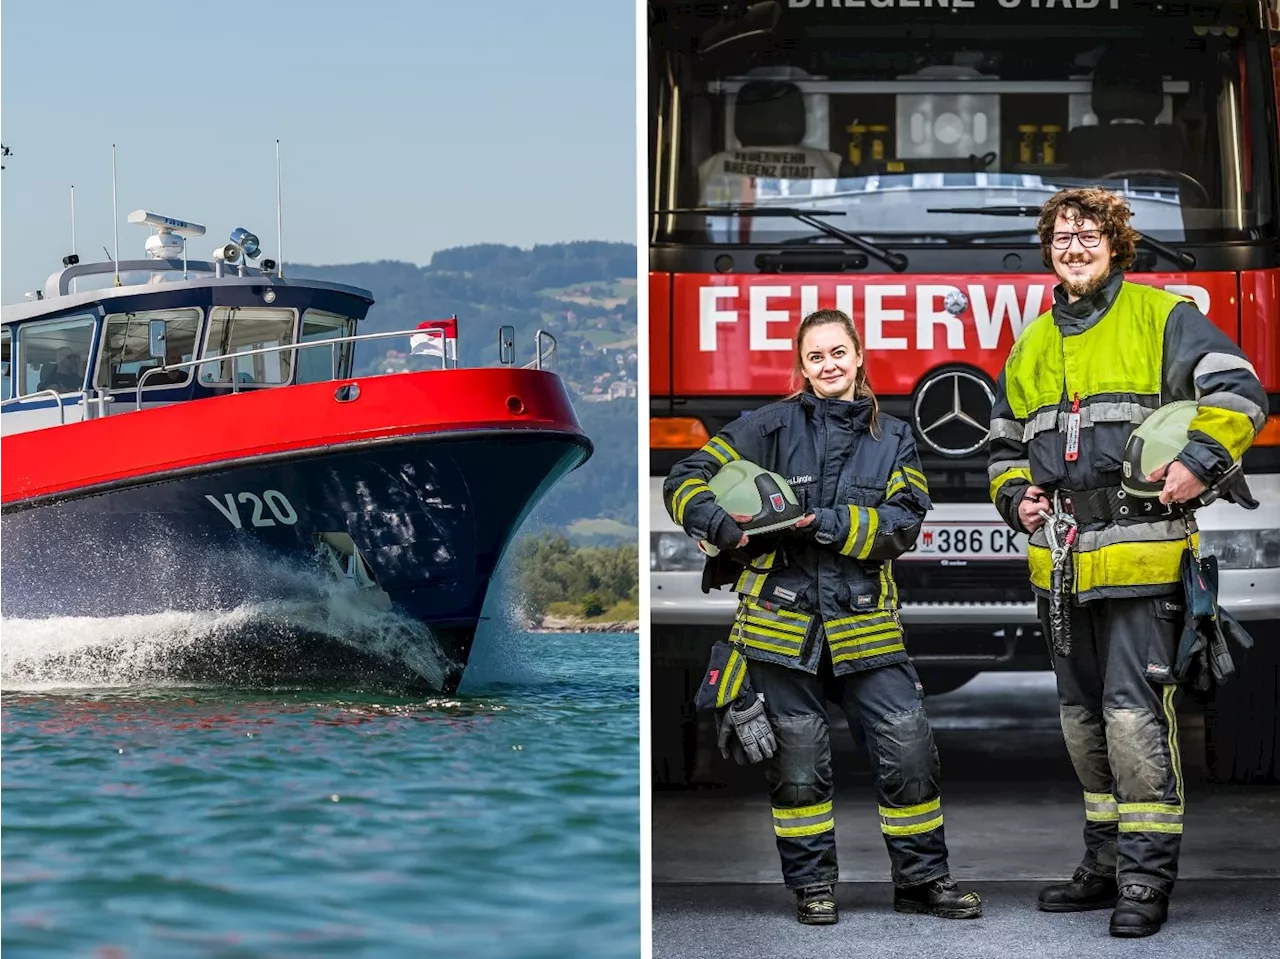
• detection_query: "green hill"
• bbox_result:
[288,242,638,536]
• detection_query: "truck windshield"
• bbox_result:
[652,4,1275,247]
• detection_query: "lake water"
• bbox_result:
[1,617,640,958]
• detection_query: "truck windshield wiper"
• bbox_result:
[655,206,908,273]
[926,205,1045,217]
[925,205,1196,269]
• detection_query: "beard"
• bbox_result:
[1058,259,1111,299]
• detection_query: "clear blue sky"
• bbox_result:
[1,0,637,303]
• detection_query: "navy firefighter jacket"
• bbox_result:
[663,392,932,677]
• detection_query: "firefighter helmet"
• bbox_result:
[1121,400,1201,498]
[698,460,805,555]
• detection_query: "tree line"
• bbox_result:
[510,533,638,621]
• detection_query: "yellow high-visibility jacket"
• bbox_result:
[988,270,1268,601]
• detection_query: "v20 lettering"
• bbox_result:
[205,490,299,528]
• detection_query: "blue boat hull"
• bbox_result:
[0,429,590,691]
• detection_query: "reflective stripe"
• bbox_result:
[1029,517,1196,553]
[1023,408,1060,442]
[832,638,905,663]
[742,614,807,636]
[903,465,929,495]
[826,611,897,637]
[987,458,1030,482]
[774,801,835,838]
[840,506,879,560]
[1022,401,1157,441]
[1118,802,1184,834]
[671,478,712,524]
[988,417,1023,441]
[734,599,813,657]
[825,610,894,629]
[989,465,1033,502]
[825,612,904,662]
[1083,791,1119,822]
[1190,405,1258,460]
[700,440,729,465]
[829,630,902,652]
[1193,351,1258,383]
[1079,400,1157,425]
[886,470,908,498]
[880,798,943,836]
[1197,391,1267,430]
[744,613,806,635]
[1163,684,1184,809]
[735,568,765,597]
[882,562,898,608]
[733,551,778,598]
[741,623,805,646]
[716,649,748,708]
[1028,535,1194,592]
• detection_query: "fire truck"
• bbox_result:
[648,0,1280,783]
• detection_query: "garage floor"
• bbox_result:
[652,672,1280,957]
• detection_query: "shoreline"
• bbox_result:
[527,616,639,634]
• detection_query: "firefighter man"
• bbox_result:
[987,187,1269,937]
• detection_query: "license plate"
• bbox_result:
[903,523,1027,561]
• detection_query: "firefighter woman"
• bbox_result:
[663,308,982,925]
[987,187,1268,938]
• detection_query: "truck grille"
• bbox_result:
[895,561,1034,604]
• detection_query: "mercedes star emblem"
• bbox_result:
[943,289,968,315]
[913,370,995,457]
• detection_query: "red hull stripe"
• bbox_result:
[2,369,585,504]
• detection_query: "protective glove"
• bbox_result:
[716,694,777,765]
[1210,608,1254,686]
[1174,618,1209,693]
[710,512,747,552]
[1175,550,1255,692]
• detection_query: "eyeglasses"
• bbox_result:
[1051,230,1103,250]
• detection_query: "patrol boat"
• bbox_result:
[0,211,592,692]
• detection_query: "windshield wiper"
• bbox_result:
[655,206,908,272]
[925,205,1196,269]
[926,205,1045,217]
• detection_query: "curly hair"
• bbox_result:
[1036,187,1141,271]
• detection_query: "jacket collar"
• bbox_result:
[1052,268,1125,335]
[798,390,875,430]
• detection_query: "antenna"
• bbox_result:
[68,185,78,295]
[275,139,284,278]
[111,144,120,286]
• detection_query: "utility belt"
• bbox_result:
[1055,486,1187,526]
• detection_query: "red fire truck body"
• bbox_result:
[648,0,1280,782]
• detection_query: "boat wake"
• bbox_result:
[0,557,453,692]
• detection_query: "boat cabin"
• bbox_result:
[1,220,380,437]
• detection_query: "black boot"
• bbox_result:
[795,884,838,925]
[1109,884,1169,938]
[1037,866,1119,912]
[893,876,982,919]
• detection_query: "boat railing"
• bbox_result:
[0,386,115,435]
[526,330,558,372]
[135,324,560,410]
[0,389,69,422]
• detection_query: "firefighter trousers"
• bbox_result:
[749,656,952,891]
[1040,594,1186,896]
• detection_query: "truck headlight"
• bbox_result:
[1198,529,1280,569]
[651,532,704,571]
